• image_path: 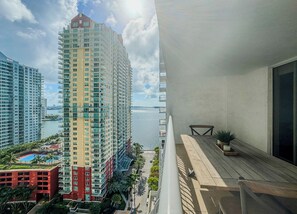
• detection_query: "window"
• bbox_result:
[72,22,78,27]
[83,22,90,27]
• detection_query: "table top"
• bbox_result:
[181,135,297,191]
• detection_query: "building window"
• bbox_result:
[83,22,90,27]
[72,22,78,27]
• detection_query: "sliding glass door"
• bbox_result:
[273,61,296,165]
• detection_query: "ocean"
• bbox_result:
[42,107,161,150]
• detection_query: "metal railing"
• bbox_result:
[152,115,183,214]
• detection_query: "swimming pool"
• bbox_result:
[19,153,60,163]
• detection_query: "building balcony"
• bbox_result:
[159,107,166,114]
[159,94,166,102]
[149,0,297,212]
[159,82,166,92]
[159,72,166,82]
[152,116,297,214]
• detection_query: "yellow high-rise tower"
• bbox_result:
[58,13,132,201]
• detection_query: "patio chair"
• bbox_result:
[219,178,297,214]
[189,125,214,135]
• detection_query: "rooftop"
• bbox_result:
[0,164,56,171]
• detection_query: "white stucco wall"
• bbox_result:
[226,67,269,152]
[167,72,228,143]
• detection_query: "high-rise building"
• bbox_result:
[58,13,132,201]
[41,98,47,120]
[0,51,42,149]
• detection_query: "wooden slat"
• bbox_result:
[231,142,291,182]
[181,135,297,191]
[234,140,297,180]
[181,135,216,187]
[194,136,262,180]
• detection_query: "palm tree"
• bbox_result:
[111,194,122,208]
[10,186,25,213]
[0,186,13,213]
[107,171,129,204]
[132,143,143,159]
[19,186,34,213]
[31,155,45,165]
[133,155,145,173]
[3,153,17,167]
[43,153,54,163]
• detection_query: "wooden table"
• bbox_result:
[181,135,297,191]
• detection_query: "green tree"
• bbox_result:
[111,194,122,208]
[19,186,34,213]
[154,147,160,156]
[3,153,17,167]
[43,153,54,163]
[132,143,143,158]
[128,173,140,187]
[31,155,45,165]
[148,176,159,191]
[150,165,159,174]
[90,202,101,214]
[108,171,129,204]
[133,155,145,173]
[0,186,13,213]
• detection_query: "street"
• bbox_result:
[133,151,155,214]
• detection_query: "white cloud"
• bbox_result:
[0,0,37,23]
[16,28,46,39]
[123,15,159,98]
[29,0,78,84]
[93,0,101,5]
[79,0,101,6]
[47,0,78,35]
[105,13,117,26]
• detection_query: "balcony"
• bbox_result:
[159,94,166,102]
[154,1,297,213]
[154,117,297,214]
[159,82,166,92]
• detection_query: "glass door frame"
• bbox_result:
[272,61,297,165]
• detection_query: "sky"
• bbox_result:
[0,0,161,107]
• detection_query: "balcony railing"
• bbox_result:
[151,115,183,214]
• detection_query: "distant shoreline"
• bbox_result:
[47,106,164,110]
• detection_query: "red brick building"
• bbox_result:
[0,166,59,201]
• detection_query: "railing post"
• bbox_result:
[157,115,183,214]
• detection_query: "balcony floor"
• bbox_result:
[176,144,236,213]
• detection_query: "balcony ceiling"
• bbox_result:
[156,0,297,75]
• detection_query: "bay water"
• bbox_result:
[42,107,161,150]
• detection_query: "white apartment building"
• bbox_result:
[0,51,42,149]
